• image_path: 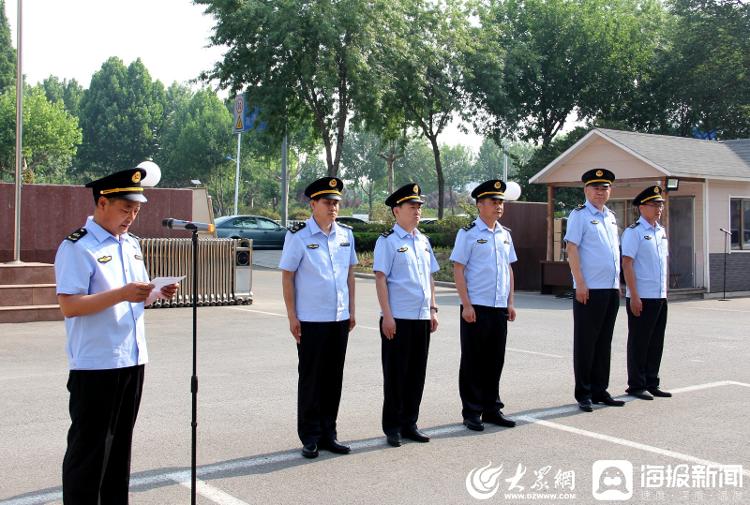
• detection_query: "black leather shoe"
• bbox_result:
[628,390,654,400]
[578,400,593,412]
[386,433,402,447]
[648,388,672,398]
[483,411,516,428]
[463,417,484,431]
[301,443,318,459]
[319,438,351,454]
[402,427,430,442]
[593,396,625,407]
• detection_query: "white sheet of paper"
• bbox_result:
[150,276,185,291]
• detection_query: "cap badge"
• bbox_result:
[595,170,603,177]
[413,184,419,193]
[329,179,337,188]
[654,187,660,193]
[132,171,142,183]
[494,181,501,189]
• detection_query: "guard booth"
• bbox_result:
[530,128,750,297]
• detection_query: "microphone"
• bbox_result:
[162,218,215,232]
[719,227,731,234]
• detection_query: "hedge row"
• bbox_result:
[352,231,464,252]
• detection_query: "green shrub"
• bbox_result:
[289,207,310,220]
[252,207,280,220]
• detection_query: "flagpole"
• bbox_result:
[12,0,24,264]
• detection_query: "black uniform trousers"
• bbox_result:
[573,289,619,402]
[297,320,349,446]
[459,304,508,419]
[626,298,668,392]
[62,364,145,505]
[380,318,431,436]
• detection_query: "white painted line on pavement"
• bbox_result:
[172,472,251,505]
[516,379,750,480]
[517,416,750,479]
[5,381,747,505]
[230,307,567,358]
[679,305,750,313]
[228,307,285,317]
[506,347,564,358]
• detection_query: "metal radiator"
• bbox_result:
[139,238,252,307]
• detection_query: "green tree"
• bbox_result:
[471,0,664,147]
[396,137,436,197]
[611,0,750,138]
[76,57,166,179]
[0,86,82,183]
[156,87,234,188]
[0,0,15,94]
[441,144,474,215]
[518,126,589,207]
[41,76,84,118]
[197,0,401,178]
[341,127,387,218]
[384,0,474,218]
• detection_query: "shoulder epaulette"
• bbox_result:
[462,222,476,231]
[501,225,512,233]
[628,222,638,229]
[337,222,352,230]
[608,209,616,215]
[288,222,306,234]
[381,229,395,238]
[574,204,586,211]
[65,228,87,243]
[128,232,141,240]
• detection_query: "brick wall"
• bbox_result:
[1,183,194,264]
[709,252,750,292]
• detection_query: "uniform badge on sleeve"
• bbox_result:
[97,255,113,263]
[397,246,408,252]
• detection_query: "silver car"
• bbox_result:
[214,215,287,249]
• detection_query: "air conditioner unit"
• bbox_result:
[235,239,253,303]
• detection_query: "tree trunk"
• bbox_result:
[367,182,374,219]
[387,158,394,194]
[427,135,445,219]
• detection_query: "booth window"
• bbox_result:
[730,198,750,250]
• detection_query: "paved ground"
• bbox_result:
[1,266,748,505]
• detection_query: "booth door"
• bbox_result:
[668,196,695,288]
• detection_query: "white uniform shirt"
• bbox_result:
[54,216,150,370]
[278,217,358,322]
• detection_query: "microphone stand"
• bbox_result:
[719,228,731,302]
[188,225,199,504]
